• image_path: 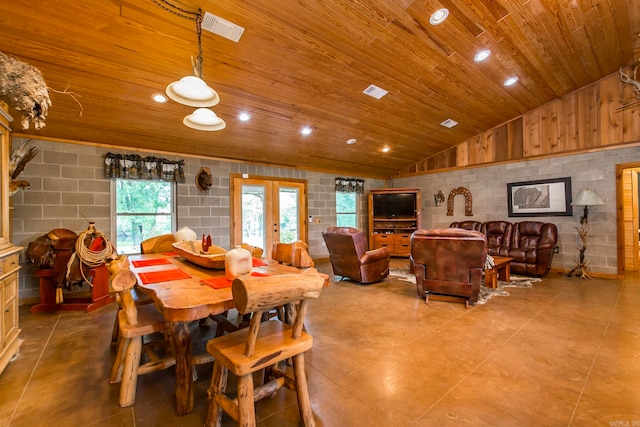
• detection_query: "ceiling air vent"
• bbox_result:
[440,119,458,128]
[202,12,245,42]
[363,84,388,99]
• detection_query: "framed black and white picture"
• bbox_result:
[507,177,572,217]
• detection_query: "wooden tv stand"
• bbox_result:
[368,188,422,257]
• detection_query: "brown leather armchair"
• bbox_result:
[509,221,557,276]
[322,227,390,284]
[410,228,487,308]
[481,221,513,257]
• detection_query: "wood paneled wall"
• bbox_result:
[395,72,640,177]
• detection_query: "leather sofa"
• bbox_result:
[322,227,390,284]
[410,228,487,307]
[449,220,557,277]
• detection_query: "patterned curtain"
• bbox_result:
[335,177,365,194]
[104,153,185,183]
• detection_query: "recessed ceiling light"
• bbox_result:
[504,76,519,86]
[346,138,356,144]
[430,8,449,25]
[474,49,491,62]
[238,112,251,121]
[152,93,168,103]
[301,126,312,135]
[382,146,390,153]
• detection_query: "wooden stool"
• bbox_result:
[108,257,175,407]
[205,269,325,427]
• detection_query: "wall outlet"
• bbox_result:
[554,246,559,253]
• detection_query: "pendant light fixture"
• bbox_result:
[155,0,225,131]
[183,108,226,131]
[165,8,219,107]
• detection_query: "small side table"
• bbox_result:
[484,256,513,288]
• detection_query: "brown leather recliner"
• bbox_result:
[410,228,487,308]
[510,221,557,276]
[481,221,513,257]
[322,227,390,284]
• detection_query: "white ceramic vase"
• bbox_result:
[174,226,197,242]
[225,246,252,280]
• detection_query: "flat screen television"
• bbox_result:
[372,193,417,219]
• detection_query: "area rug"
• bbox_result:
[388,268,541,305]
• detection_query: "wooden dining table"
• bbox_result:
[128,252,325,415]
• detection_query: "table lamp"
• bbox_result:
[567,189,605,279]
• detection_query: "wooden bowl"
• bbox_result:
[172,240,227,269]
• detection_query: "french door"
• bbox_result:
[230,175,307,259]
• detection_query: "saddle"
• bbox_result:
[26,228,88,289]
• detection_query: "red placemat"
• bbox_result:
[131,258,172,268]
[201,272,271,289]
[138,268,191,284]
[252,258,268,267]
[162,251,178,257]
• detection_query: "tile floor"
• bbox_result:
[1,258,639,427]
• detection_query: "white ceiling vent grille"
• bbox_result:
[363,84,388,99]
[202,12,245,42]
[440,119,458,128]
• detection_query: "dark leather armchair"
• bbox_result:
[481,221,513,257]
[322,227,390,284]
[410,228,487,308]
[509,221,557,276]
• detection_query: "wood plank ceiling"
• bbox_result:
[0,0,638,178]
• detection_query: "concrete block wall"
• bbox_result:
[11,138,382,303]
[392,146,640,276]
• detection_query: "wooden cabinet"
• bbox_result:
[0,247,22,374]
[0,101,22,375]
[368,188,422,257]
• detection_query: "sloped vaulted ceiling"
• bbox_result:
[0,0,638,178]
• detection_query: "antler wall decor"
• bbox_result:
[618,60,640,111]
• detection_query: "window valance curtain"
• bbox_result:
[335,177,364,194]
[104,153,185,183]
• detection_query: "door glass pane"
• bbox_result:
[242,184,266,250]
[279,186,299,243]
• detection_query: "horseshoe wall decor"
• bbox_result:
[447,187,473,216]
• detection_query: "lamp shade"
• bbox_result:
[166,76,220,107]
[571,189,605,206]
[183,108,226,131]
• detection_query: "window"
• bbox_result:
[336,191,357,227]
[111,178,176,254]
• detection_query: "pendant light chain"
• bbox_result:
[152,0,204,79]
[151,0,198,21]
[194,11,204,79]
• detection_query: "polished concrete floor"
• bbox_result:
[1,258,640,426]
